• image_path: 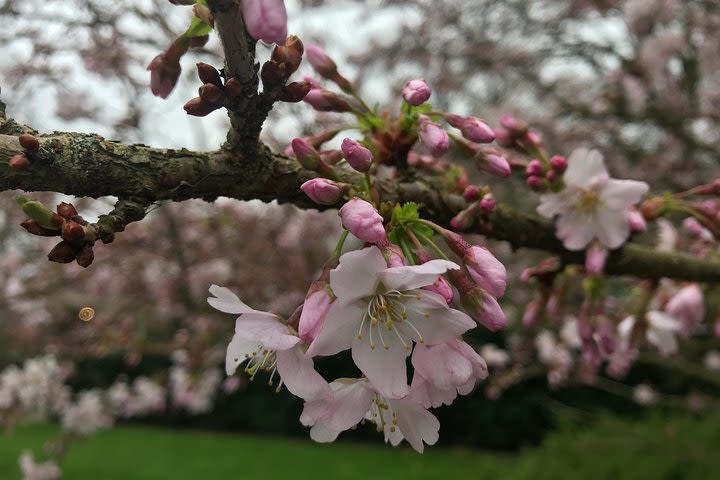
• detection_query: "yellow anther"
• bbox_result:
[390,426,396,433]
[357,335,363,340]
[78,307,95,321]
[423,312,430,318]
[384,345,390,350]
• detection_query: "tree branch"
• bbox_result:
[2,117,720,282]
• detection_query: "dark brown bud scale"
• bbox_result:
[199,83,225,105]
[18,134,40,153]
[279,82,312,102]
[224,78,243,97]
[48,241,78,263]
[196,62,222,87]
[9,154,30,171]
[56,202,79,218]
[183,97,218,117]
[21,219,59,237]
[61,221,86,242]
[76,244,95,268]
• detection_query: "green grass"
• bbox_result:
[1,413,718,480]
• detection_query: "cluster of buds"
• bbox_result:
[494,114,546,158]
[184,63,244,116]
[525,155,567,190]
[17,197,96,267]
[8,134,41,171]
[261,36,312,102]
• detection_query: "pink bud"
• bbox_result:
[465,246,507,297]
[522,299,541,327]
[545,170,557,182]
[463,185,481,202]
[402,79,431,105]
[298,288,333,344]
[499,114,527,135]
[423,276,454,304]
[418,115,449,157]
[147,37,189,99]
[626,209,647,233]
[242,0,288,45]
[526,159,544,177]
[550,155,567,172]
[682,217,714,241]
[478,153,511,177]
[445,114,494,143]
[303,76,321,89]
[585,245,608,275]
[303,88,352,112]
[300,178,347,205]
[449,270,506,331]
[339,198,387,243]
[305,44,337,77]
[493,128,513,147]
[341,138,373,172]
[479,194,496,212]
[291,138,321,170]
[527,175,543,189]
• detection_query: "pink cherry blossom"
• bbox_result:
[619,311,680,357]
[208,285,330,401]
[664,284,704,336]
[410,339,487,407]
[241,0,288,45]
[537,148,649,250]
[307,246,474,399]
[338,198,387,243]
[300,377,440,453]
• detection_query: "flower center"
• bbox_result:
[356,291,426,351]
[367,393,399,433]
[577,191,600,211]
[232,344,283,393]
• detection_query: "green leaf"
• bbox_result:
[16,196,58,229]
[185,15,213,38]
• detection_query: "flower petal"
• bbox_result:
[307,301,363,357]
[233,313,299,351]
[600,179,649,209]
[595,206,631,249]
[408,374,458,408]
[564,148,608,189]
[401,290,475,344]
[412,343,473,390]
[556,210,597,250]
[330,247,386,302]
[309,423,342,443]
[380,260,459,292]
[208,285,255,314]
[276,346,332,401]
[225,334,258,375]
[387,398,440,453]
[352,336,410,399]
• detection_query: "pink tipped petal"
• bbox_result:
[466,247,506,297]
[329,246,386,302]
[476,293,507,331]
[307,301,364,357]
[412,343,473,390]
[276,346,332,401]
[309,423,341,443]
[380,260,459,292]
[225,334,258,375]
[208,285,255,314]
[298,290,333,344]
[233,313,300,351]
[387,399,440,453]
[352,336,411,399]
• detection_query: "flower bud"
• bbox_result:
[76,244,95,268]
[493,128,513,147]
[418,115,449,157]
[626,208,647,233]
[305,44,337,78]
[449,270,506,331]
[341,138,373,172]
[192,3,214,27]
[303,89,352,112]
[61,221,86,243]
[423,276,454,304]
[298,287,333,344]
[224,77,243,97]
[402,79,431,106]
[445,114,494,143]
[272,35,304,76]
[48,241,78,263]
[585,245,608,275]
[199,83,225,106]
[147,37,189,99]
[300,178,348,205]
[449,207,475,231]
[319,149,343,165]
[550,155,567,173]
[291,138,322,170]
[527,175,543,189]
[665,284,704,336]
[339,198,387,243]
[20,219,59,237]
[479,193,496,212]
[477,152,511,177]
[183,97,218,116]
[279,81,312,102]
[196,62,222,87]
[499,114,527,135]
[18,134,40,153]
[17,197,56,229]
[8,154,30,171]
[261,60,284,88]
[56,202,78,219]
[545,170,557,182]
[640,196,665,220]
[526,159,544,176]
[241,0,288,45]
[463,185,481,202]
